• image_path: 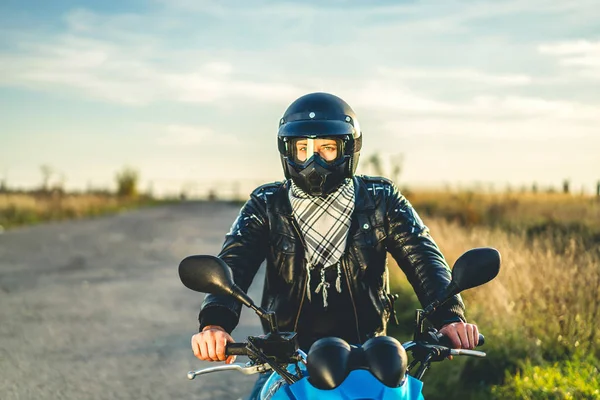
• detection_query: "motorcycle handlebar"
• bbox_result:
[225,342,249,356]
[224,334,484,358]
[436,333,485,348]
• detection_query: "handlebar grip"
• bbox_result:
[225,343,248,356]
[437,333,485,348]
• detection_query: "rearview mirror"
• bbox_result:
[178,255,256,310]
[445,247,501,298]
[413,247,501,335]
[179,255,236,296]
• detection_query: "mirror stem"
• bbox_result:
[251,307,279,333]
[422,299,440,318]
[230,284,279,333]
[264,311,279,333]
[421,281,460,319]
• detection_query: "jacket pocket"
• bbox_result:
[349,214,387,277]
[274,233,296,254]
[270,233,300,284]
[353,213,386,247]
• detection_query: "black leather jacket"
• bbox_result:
[199,176,466,342]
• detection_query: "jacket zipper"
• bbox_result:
[289,216,308,332]
[342,257,362,344]
[294,277,308,332]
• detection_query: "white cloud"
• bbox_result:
[2,3,598,108]
[377,67,533,86]
[0,8,304,106]
[349,78,600,122]
[0,33,302,105]
[469,95,600,120]
[539,40,600,79]
[348,81,459,114]
[1,5,598,130]
[159,0,598,30]
[203,62,234,76]
[382,116,598,140]
[539,40,600,56]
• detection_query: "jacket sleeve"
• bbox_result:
[383,182,466,329]
[198,188,270,333]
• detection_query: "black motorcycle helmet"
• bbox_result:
[277,92,362,196]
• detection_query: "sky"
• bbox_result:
[1,0,599,197]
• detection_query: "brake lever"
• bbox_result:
[187,362,272,380]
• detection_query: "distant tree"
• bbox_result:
[363,152,404,185]
[51,172,67,195]
[40,164,54,192]
[207,189,218,201]
[563,179,570,194]
[366,154,384,176]
[115,166,139,198]
[0,168,7,193]
[390,153,404,185]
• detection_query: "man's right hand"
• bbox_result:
[191,325,236,364]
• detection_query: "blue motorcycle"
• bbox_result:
[179,247,501,400]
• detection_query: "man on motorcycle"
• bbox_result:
[190,92,479,398]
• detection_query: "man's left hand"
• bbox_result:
[438,322,479,350]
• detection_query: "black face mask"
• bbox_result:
[288,154,347,196]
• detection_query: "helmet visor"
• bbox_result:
[289,137,345,164]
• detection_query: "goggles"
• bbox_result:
[287,137,346,165]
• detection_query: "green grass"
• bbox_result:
[491,358,600,400]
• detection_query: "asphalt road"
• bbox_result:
[0,202,265,400]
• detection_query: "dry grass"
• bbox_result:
[1,193,124,211]
[404,190,600,246]
[388,216,600,397]
[0,193,154,229]
[422,218,599,355]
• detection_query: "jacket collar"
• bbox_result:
[352,176,376,212]
[275,177,375,217]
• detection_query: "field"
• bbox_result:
[405,190,600,246]
[388,190,600,399]
[2,188,599,397]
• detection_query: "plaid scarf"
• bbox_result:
[288,179,355,307]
